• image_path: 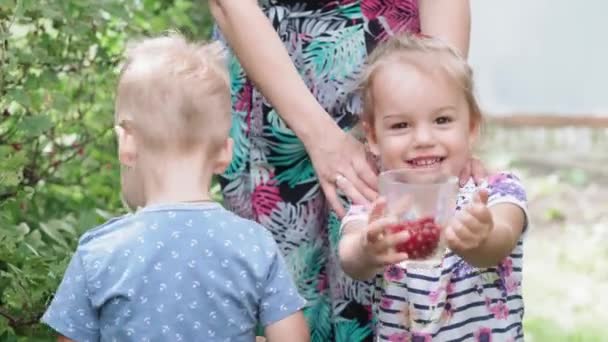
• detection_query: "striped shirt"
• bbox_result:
[342,173,528,342]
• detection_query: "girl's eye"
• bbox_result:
[435,116,453,125]
[390,122,409,130]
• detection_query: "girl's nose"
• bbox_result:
[412,125,435,148]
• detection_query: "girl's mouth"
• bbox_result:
[406,156,445,168]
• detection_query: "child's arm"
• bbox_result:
[264,311,310,342]
[446,189,526,268]
[256,230,309,340]
[339,198,410,280]
[57,336,75,342]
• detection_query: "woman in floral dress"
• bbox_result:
[210,1,471,340]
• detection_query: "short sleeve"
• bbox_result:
[258,246,306,326]
[487,172,529,232]
[41,250,99,342]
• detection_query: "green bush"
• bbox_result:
[0,1,212,339]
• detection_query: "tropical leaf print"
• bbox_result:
[216,1,421,339]
[265,110,317,186]
[304,295,333,342]
[327,211,342,252]
[221,175,254,220]
[224,110,250,179]
[251,179,282,220]
[334,319,373,342]
[304,24,366,81]
[285,240,326,302]
[361,0,420,40]
[229,54,246,103]
[260,201,324,254]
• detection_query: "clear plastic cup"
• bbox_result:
[378,169,459,268]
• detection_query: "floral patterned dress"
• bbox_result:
[215,1,420,341]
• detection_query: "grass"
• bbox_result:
[524,317,607,342]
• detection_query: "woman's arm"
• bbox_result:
[419,0,471,57]
[210,0,377,215]
[209,0,334,144]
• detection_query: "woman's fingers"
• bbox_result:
[342,166,377,204]
[336,173,369,206]
[321,180,346,218]
[351,153,378,198]
[470,157,488,185]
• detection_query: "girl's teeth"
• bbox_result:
[412,158,440,166]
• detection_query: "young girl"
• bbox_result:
[338,34,529,341]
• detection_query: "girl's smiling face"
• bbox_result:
[366,58,479,177]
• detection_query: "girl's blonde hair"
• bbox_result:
[358,33,482,128]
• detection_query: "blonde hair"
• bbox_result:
[115,32,230,154]
[358,33,482,128]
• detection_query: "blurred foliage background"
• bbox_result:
[0,1,212,339]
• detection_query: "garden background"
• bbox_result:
[1,1,606,341]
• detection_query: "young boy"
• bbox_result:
[42,33,309,342]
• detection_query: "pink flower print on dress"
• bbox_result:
[505,277,520,293]
[428,289,442,304]
[410,332,432,342]
[387,332,409,342]
[446,282,455,295]
[384,264,405,282]
[500,258,513,277]
[381,297,394,310]
[487,173,507,186]
[489,301,509,320]
[251,176,281,220]
[475,327,493,342]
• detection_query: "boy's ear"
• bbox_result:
[363,121,380,156]
[213,137,233,174]
[115,125,137,168]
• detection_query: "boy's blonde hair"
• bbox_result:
[358,33,482,128]
[115,33,230,154]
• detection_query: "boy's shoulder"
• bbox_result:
[77,203,276,253]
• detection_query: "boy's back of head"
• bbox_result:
[115,33,231,156]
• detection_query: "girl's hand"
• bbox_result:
[445,189,493,252]
[359,198,410,267]
[306,127,378,217]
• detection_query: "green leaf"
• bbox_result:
[16,115,53,138]
[38,221,69,249]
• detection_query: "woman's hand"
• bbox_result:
[458,156,488,186]
[305,126,378,217]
